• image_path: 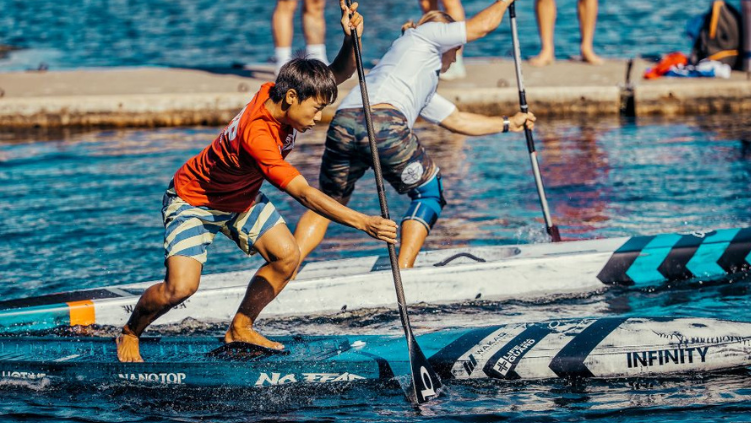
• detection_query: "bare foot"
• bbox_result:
[225,325,284,350]
[581,49,604,65]
[528,53,555,67]
[116,332,144,362]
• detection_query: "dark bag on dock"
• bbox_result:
[690,0,744,70]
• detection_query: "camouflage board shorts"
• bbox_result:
[320,108,438,200]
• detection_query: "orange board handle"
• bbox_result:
[66,300,95,326]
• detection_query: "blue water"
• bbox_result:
[2,114,751,421]
[0,0,737,72]
[2,0,751,420]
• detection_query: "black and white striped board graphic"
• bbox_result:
[433,317,751,380]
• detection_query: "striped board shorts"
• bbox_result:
[161,185,285,264]
[320,108,437,200]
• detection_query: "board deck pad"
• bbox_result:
[207,342,292,360]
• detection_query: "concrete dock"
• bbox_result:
[0,58,749,129]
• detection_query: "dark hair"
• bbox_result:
[269,58,338,105]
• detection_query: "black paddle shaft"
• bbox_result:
[508,3,561,242]
[344,1,442,404]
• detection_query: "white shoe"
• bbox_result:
[274,46,292,76]
[440,54,466,81]
[305,44,329,65]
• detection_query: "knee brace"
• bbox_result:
[402,173,447,232]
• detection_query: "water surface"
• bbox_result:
[0,0,732,71]
[1,114,751,422]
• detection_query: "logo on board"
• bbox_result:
[455,330,508,377]
[255,372,365,386]
[117,372,187,384]
[626,346,709,368]
[492,338,537,377]
[1,370,47,380]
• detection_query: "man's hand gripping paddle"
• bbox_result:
[344,0,442,404]
[508,2,561,242]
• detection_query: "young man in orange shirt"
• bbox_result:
[117,1,396,362]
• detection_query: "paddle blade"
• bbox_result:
[549,225,562,242]
[406,334,443,404]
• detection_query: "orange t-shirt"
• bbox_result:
[173,83,301,212]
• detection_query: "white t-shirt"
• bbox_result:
[337,21,467,128]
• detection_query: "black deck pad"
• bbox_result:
[206,341,290,361]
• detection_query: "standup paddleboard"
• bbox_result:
[1,317,749,388]
[1,228,750,333]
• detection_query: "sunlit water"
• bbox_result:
[1,114,751,422]
[0,0,732,71]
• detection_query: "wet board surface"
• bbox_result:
[1,317,750,388]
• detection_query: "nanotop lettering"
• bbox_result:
[117,372,187,384]
[1,370,46,380]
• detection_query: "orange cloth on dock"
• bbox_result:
[643,52,689,79]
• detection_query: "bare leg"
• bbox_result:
[302,0,326,45]
[273,0,298,48]
[441,0,466,21]
[418,0,439,13]
[294,195,348,265]
[225,224,301,350]
[578,0,603,65]
[303,0,328,64]
[398,220,429,269]
[273,0,298,73]
[529,0,556,67]
[294,209,333,264]
[117,255,202,362]
[426,0,467,80]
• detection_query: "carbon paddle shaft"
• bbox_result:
[344,1,442,404]
[508,3,561,242]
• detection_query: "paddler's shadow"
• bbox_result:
[602,276,751,316]
[549,378,592,407]
[603,290,633,314]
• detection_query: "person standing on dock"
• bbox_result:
[294,0,535,269]
[273,0,329,75]
[116,1,397,363]
[528,0,603,66]
[419,0,468,80]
